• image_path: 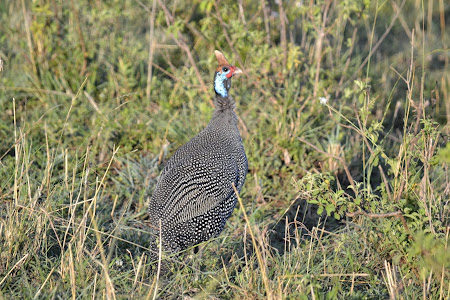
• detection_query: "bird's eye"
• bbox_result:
[222,67,229,72]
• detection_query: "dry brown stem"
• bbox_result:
[347,210,413,241]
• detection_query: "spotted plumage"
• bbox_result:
[148,50,247,261]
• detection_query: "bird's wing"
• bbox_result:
[151,151,239,227]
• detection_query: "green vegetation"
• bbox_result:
[0,0,449,298]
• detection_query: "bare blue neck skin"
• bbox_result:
[214,70,230,98]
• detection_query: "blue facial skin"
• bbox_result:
[214,69,231,97]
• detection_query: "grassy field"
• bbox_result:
[0,0,449,298]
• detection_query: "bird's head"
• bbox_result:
[213,50,242,98]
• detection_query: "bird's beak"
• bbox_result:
[232,67,243,76]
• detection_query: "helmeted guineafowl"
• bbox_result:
[148,50,247,263]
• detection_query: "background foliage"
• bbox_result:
[0,0,449,298]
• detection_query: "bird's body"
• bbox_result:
[148,51,247,257]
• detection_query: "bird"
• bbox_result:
[148,50,247,264]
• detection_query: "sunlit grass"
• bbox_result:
[0,0,449,299]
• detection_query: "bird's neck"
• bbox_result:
[211,95,237,125]
[214,95,235,111]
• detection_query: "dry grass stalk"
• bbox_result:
[20,0,37,76]
[146,0,158,100]
[383,260,399,300]
[233,183,273,299]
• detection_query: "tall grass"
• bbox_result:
[0,0,449,298]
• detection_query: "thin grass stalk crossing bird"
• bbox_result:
[148,50,248,266]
